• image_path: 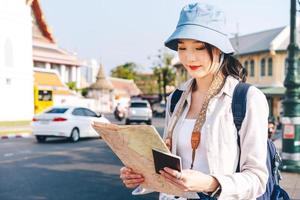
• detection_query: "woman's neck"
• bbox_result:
[194,74,214,94]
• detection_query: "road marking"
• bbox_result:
[4,153,14,157]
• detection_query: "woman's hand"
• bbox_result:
[120,167,144,188]
[159,167,219,193]
[165,138,172,150]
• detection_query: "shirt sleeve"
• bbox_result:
[213,86,269,200]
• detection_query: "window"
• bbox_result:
[250,60,255,77]
[4,38,14,67]
[83,108,98,117]
[244,61,249,76]
[38,90,53,101]
[260,59,266,77]
[34,61,45,68]
[268,58,273,76]
[46,108,68,114]
[51,64,60,74]
[130,102,148,108]
[72,108,85,116]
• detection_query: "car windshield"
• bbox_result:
[130,102,147,108]
[46,108,68,114]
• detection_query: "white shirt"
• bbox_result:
[177,119,209,173]
[163,76,269,200]
[133,76,268,200]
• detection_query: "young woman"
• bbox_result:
[120,3,268,200]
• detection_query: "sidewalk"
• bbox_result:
[280,172,300,199]
[0,124,32,139]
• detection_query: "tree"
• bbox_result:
[152,51,176,102]
[111,62,137,80]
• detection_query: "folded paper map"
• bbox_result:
[92,122,184,196]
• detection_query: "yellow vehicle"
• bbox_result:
[34,86,54,114]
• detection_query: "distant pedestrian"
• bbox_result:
[268,117,276,140]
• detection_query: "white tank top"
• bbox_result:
[159,119,209,200]
[176,119,209,173]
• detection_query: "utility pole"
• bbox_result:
[281,0,300,172]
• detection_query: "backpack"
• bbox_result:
[169,82,290,200]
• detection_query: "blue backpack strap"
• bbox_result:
[170,89,183,114]
[232,82,251,172]
[232,82,251,132]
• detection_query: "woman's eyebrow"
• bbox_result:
[178,41,204,45]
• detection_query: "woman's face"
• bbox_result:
[177,39,221,79]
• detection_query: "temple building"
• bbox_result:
[87,64,114,113]
[0,0,33,122]
[31,0,82,88]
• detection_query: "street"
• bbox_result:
[0,115,165,200]
[1,115,300,200]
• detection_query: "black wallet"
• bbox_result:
[152,148,182,174]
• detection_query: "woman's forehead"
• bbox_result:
[178,39,205,45]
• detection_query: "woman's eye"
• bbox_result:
[178,47,186,50]
[196,47,206,50]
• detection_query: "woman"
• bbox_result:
[120,3,268,199]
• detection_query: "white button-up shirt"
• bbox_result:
[163,76,269,200]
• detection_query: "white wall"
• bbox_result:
[0,1,33,121]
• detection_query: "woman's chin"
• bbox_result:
[188,72,208,79]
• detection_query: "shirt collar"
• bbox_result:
[215,75,239,98]
[177,75,239,98]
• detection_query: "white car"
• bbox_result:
[125,100,152,125]
[32,106,110,143]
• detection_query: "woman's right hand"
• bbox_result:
[120,167,144,188]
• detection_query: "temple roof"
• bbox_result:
[31,0,81,66]
[109,77,141,96]
[89,64,114,90]
[34,69,74,96]
[31,0,54,43]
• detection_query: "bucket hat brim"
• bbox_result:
[164,24,234,54]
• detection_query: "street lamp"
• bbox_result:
[281,0,300,173]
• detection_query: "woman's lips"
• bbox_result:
[189,65,201,71]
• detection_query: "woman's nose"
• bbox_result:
[186,51,197,62]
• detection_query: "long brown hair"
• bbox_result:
[205,43,247,82]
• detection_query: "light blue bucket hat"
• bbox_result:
[164,2,234,54]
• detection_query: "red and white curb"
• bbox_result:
[0,133,33,140]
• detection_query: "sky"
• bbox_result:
[39,0,290,74]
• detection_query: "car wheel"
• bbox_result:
[147,119,152,125]
[36,135,47,143]
[70,128,80,142]
[125,119,130,125]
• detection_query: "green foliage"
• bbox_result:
[111,62,137,80]
[66,81,77,91]
[152,51,176,101]
[81,88,88,97]
[135,73,158,95]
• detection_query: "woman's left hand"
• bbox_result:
[159,167,219,193]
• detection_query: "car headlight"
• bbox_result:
[130,110,136,115]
